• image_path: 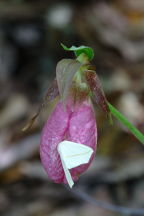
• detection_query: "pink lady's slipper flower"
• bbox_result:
[23,46,109,188]
[39,58,99,187]
[38,49,110,188]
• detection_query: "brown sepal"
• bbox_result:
[22,79,59,131]
[85,70,111,120]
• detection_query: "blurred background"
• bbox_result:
[0,0,144,216]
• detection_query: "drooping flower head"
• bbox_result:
[39,45,110,187]
[23,45,110,187]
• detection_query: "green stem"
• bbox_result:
[108,103,144,144]
[77,53,89,64]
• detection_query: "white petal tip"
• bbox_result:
[69,182,74,188]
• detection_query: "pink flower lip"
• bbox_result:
[40,100,97,186]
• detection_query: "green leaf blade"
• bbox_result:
[108,103,144,144]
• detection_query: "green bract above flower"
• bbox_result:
[61,43,94,61]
